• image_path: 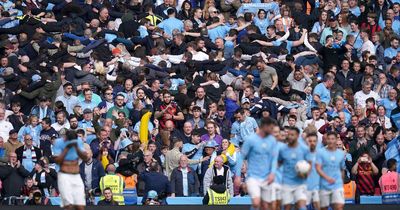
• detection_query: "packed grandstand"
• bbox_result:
[0,0,399,208]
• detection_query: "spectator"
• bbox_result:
[140,162,171,204]
[203,156,234,196]
[3,129,23,155]
[0,107,13,141]
[15,134,42,172]
[202,175,230,205]
[99,164,125,205]
[79,149,105,191]
[97,187,119,206]
[0,152,30,199]
[170,155,200,197]
[351,153,379,201]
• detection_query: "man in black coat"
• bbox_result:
[0,152,30,199]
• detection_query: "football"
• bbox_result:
[295,160,311,176]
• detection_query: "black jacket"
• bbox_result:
[170,167,200,197]
[0,164,30,196]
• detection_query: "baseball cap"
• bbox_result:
[147,190,158,199]
[241,98,250,104]
[329,15,337,21]
[2,67,14,75]
[83,108,93,114]
[10,38,18,44]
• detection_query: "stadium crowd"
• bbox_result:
[0,0,399,208]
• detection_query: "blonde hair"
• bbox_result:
[94,61,106,75]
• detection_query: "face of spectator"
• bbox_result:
[148,144,156,153]
[163,93,171,104]
[192,134,200,144]
[389,89,398,100]
[179,156,189,168]
[56,113,65,125]
[293,70,303,81]
[206,123,216,135]
[137,89,145,99]
[0,57,8,67]
[11,104,20,114]
[64,85,73,96]
[312,109,320,119]
[69,117,78,129]
[395,4,400,13]
[215,38,224,49]
[217,109,226,118]
[385,130,394,141]
[356,127,365,138]
[144,151,153,163]
[183,122,193,135]
[115,96,125,107]
[196,88,205,99]
[104,90,113,101]
[99,130,108,142]
[24,135,33,147]
[197,40,205,49]
[165,120,174,131]
[221,139,229,150]
[288,118,296,126]
[8,152,17,164]
[194,9,202,18]
[125,80,133,91]
[214,156,223,169]
[104,190,113,200]
[335,100,344,111]
[376,134,385,145]
[84,90,93,101]
[362,83,372,94]
[100,8,109,20]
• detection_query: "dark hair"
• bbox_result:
[42,117,51,125]
[387,158,397,170]
[66,130,78,140]
[287,126,300,134]
[326,131,337,137]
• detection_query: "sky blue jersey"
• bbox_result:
[316,147,346,190]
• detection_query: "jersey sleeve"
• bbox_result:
[52,139,63,156]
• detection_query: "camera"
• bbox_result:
[360,157,369,163]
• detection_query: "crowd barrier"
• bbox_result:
[40,196,382,205]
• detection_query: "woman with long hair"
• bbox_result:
[311,10,328,35]
[178,0,192,20]
[338,12,351,33]
[253,9,269,35]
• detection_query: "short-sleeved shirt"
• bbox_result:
[53,138,85,161]
[316,148,345,190]
[156,102,182,129]
[259,66,277,90]
[313,83,331,106]
[278,143,310,186]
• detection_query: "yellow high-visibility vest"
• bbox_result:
[100,174,125,205]
[207,189,230,205]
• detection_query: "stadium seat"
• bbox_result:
[360,196,382,204]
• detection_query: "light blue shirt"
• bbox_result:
[208,25,230,42]
[349,31,363,50]
[22,148,34,172]
[316,148,345,190]
[274,142,285,184]
[306,151,320,190]
[349,7,361,17]
[313,83,331,106]
[253,17,270,34]
[158,17,184,37]
[241,133,278,179]
[183,143,203,171]
[53,138,85,161]
[384,47,399,59]
[236,2,280,17]
[278,142,310,186]
[234,116,258,144]
[56,95,81,115]
[380,98,397,117]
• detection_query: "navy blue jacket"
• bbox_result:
[79,159,106,190]
[140,171,170,202]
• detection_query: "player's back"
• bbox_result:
[316,147,345,190]
[241,133,277,179]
